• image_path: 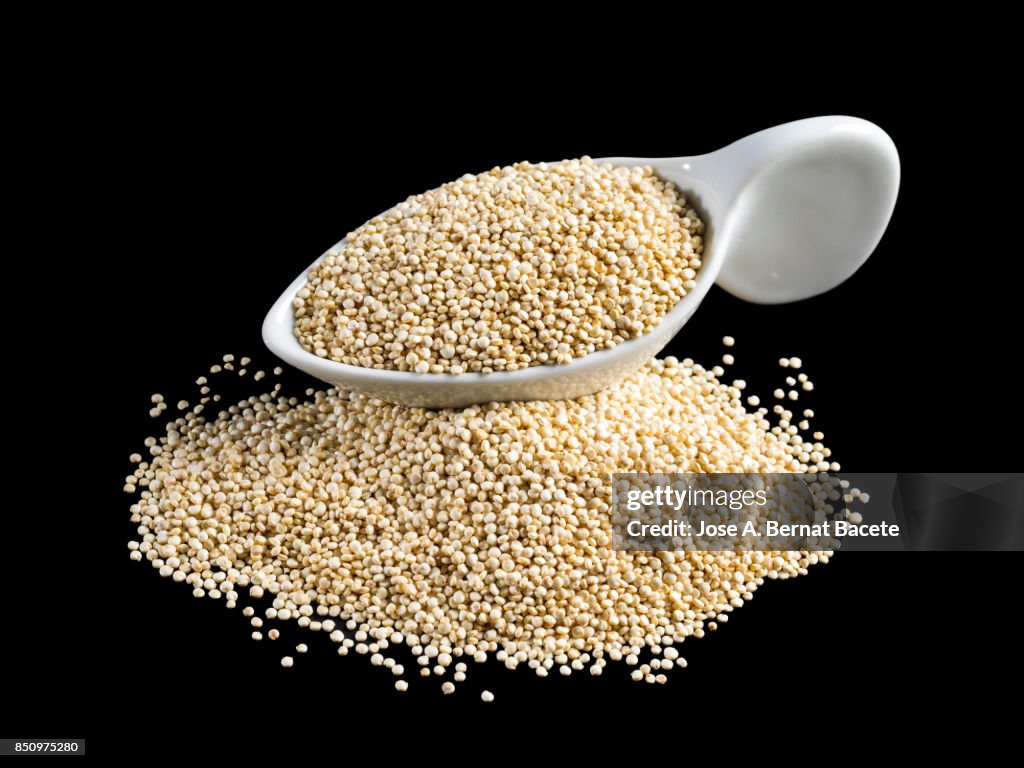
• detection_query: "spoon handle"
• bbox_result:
[701,116,900,304]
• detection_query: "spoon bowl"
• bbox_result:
[264,116,899,408]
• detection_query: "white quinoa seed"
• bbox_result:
[280,656,293,668]
[127,348,837,697]
[294,158,704,373]
[481,690,495,703]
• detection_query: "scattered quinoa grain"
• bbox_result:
[127,347,836,699]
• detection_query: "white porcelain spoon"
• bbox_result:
[263,116,899,408]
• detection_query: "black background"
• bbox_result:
[22,68,1019,752]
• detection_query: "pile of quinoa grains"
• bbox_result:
[293,157,704,373]
[125,343,852,700]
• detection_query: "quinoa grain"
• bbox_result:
[294,158,703,373]
[127,349,835,698]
